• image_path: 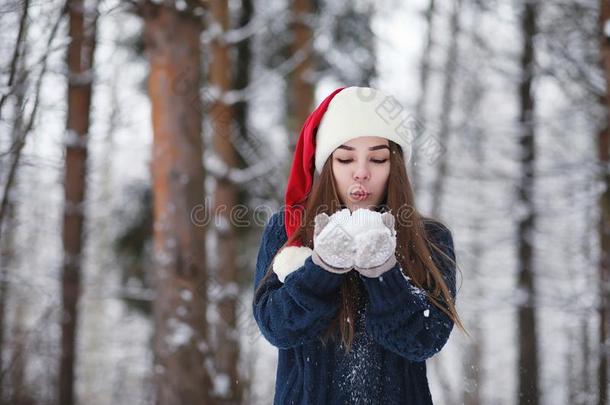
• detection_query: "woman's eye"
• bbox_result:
[336,158,388,164]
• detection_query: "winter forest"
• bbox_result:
[0,0,608,404]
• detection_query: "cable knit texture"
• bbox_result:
[252,210,457,404]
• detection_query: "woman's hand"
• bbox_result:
[350,209,397,278]
[311,208,356,273]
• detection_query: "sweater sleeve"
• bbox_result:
[252,211,345,349]
[360,221,457,362]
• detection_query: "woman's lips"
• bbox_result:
[350,191,370,201]
[348,184,370,201]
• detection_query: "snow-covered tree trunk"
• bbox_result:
[597,2,610,404]
[461,40,486,405]
[59,1,98,404]
[0,2,29,400]
[139,2,211,404]
[516,2,540,404]
[411,0,436,195]
[431,0,462,219]
[2,49,29,405]
[288,0,314,149]
[208,0,242,402]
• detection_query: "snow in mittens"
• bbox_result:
[354,228,395,268]
[350,208,397,268]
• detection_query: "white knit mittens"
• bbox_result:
[311,208,355,273]
[311,208,397,277]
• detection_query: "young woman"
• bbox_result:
[252,86,467,404]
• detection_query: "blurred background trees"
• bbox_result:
[0,0,608,404]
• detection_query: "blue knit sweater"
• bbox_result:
[252,210,457,404]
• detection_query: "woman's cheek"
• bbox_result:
[374,165,390,180]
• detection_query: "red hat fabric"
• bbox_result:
[284,87,346,245]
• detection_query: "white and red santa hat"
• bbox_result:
[283,86,413,247]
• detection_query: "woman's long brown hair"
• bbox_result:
[256,140,468,353]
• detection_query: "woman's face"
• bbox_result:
[331,136,391,212]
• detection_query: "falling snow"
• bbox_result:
[180,288,193,301]
[165,318,194,352]
[212,373,230,397]
[334,294,382,404]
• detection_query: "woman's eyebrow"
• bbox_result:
[369,144,390,151]
[337,144,390,151]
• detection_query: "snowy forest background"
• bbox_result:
[0,0,608,404]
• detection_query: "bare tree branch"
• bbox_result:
[0,0,30,120]
[0,1,67,239]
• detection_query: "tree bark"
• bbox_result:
[516,2,540,404]
[0,2,30,401]
[431,0,462,219]
[288,0,314,149]
[598,4,610,405]
[462,90,485,405]
[411,0,436,195]
[209,0,242,403]
[140,3,211,404]
[59,1,98,404]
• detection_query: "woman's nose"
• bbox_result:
[353,166,370,181]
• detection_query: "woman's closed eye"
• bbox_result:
[335,158,388,164]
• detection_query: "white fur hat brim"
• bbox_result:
[272,246,313,283]
[314,86,413,174]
